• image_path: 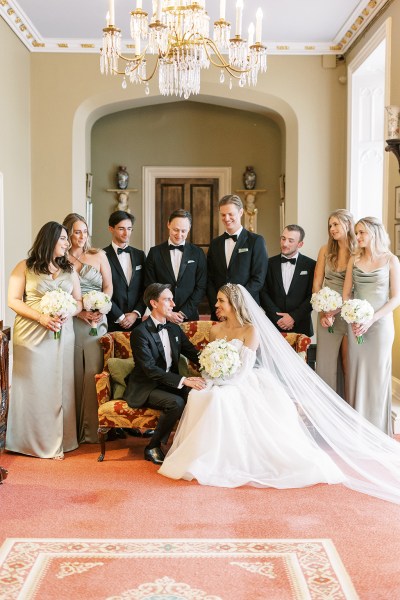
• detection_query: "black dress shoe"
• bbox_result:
[142,429,155,438]
[144,447,165,465]
[124,428,143,437]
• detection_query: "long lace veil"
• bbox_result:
[237,284,400,504]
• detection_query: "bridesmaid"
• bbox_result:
[6,222,82,459]
[63,213,113,443]
[343,217,400,434]
[313,209,357,398]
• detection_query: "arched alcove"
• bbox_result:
[72,84,299,253]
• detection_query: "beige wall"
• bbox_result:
[0,18,31,327]
[346,5,400,378]
[91,102,282,252]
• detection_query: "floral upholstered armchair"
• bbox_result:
[95,322,311,461]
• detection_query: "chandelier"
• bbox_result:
[100,0,267,99]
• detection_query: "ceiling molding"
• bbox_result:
[0,0,391,56]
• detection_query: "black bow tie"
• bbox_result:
[117,247,130,255]
[168,245,184,252]
[281,256,296,265]
[224,232,238,242]
[156,323,168,332]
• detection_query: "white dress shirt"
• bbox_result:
[112,242,132,284]
[168,238,185,280]
[225,226,243,267]
[150,316,185,388]
[281,253,298,294]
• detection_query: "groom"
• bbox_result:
[123,283,206,465]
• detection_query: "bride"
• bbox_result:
[159,284,400,503]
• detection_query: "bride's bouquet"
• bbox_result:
[311,286,343,333]
[199,338,241,381]
[82,290,112,336]
[39,288,77,339]
[340,299,374,344]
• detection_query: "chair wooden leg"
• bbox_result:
[97,427,110,462]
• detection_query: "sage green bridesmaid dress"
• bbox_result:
[315,266,347,397]
[6,270,78,458]
[74,264,107,443]
[347,261,394,434]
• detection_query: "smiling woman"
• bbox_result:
[6,222,82,459]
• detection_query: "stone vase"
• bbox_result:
[385,106,400,139]
[243,166,256,190]
[117,166,129,190]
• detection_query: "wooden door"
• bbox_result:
[155,178,219,252]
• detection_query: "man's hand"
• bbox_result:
[276,312,294,331]
[168,311,185,324]
[183,377,207,390]
[120,312,139,329]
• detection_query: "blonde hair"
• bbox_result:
[355,216,391,259]
[326,209,357,268]
[62,213,98,255]
[219,284,252,326]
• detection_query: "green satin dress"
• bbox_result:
[315,266,347,397]
[74,264,107,443]
[6,269,78,458]
[347,262,394,434]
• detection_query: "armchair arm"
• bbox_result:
[95,371,111,406]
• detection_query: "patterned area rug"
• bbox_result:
[0,538,358,600]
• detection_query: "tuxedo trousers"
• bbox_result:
[145,384,188,448]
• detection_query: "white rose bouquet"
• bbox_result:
[82,290,112,336]
[39,288,78,339]
[199,338,241,382]
[340,299,374,344]
[311,286,343,333]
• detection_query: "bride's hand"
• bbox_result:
[184,377,207,390]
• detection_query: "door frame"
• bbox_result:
[142,166,231,253]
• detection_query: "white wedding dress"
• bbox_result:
[159,340,344,488]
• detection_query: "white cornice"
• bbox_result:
[0,0,391,56]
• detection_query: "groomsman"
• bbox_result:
[144,209,207,322]
[207,194,268,320]
[104,210,146,332]
[124,283,205,464]
[260,224,316,337]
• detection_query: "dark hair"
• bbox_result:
[284,224,305,242]
[218,194,243,210]
[144,283,172,310]
[168,209,192,225]
[108,211,135,227]
[26,222,73,274]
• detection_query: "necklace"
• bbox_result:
[69,251,85,263]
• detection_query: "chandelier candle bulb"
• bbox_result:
[248,22,254,48]
[236,0,243,37]
[109,0,115,26]
[137,0,142,8]
[255,8,263,43]
[220,0,226,20]
[106,11,110,27]
[156,0,163,22]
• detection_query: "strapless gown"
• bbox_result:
[159,340,345,488]
[347,263,394,434]
[6,270,78,458]
[316,267,347,397]
[74,264,107,443]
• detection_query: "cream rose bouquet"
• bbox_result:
[340,299,374,344]
[39,288,77,339]
[199,338,241,382]
[82,290,112,336]
[311,286,343,333]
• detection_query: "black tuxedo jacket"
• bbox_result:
[123,318,200,408]
[103,244,146,332]
[260,253,316,337]
[144,241,207,320]
[206,228,268,316]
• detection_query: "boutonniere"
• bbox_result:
[175,336,179,342]
[238,248,249,253]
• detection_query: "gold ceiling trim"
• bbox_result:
[337,0,385,52]
[0,0,45,49]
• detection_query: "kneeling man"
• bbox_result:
[124,283,205,465]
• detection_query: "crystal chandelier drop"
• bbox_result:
[100,0,267,100]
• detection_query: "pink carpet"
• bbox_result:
[1,438,400,598]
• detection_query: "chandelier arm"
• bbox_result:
[202,39,252,77]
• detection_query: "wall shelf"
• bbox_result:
[106,188,138,212]
[385,139,400,173]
